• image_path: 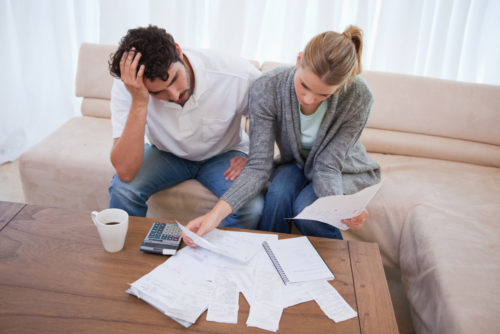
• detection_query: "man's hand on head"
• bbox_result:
[224,156,247,181]
[120,47,149,107]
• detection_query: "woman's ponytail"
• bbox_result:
[343,25,363,77]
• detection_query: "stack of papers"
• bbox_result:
[127,228,357,332]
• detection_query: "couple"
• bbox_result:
[108,25,380,246]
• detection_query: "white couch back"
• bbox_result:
[76,43,500,168]
[75,43,116,118]
[359,71,500,168]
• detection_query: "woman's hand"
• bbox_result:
[223,156,247,181]
[183,212,220,247]
[183,200,233,247]
[342,209,368,230]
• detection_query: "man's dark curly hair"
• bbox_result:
[109,25,181,81]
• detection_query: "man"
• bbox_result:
[107,25,263,229]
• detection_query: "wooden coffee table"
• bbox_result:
[0,201,398,333]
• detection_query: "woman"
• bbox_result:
[184,26,380,244]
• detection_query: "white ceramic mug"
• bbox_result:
[91,208,129,253]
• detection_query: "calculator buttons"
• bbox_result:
[140,222,183,255]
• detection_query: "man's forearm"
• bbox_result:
[110,102,148,182]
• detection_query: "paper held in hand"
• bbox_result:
[293,182,382,230]
[177,222,260,263]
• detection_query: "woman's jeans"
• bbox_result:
[258,163,343,239]
[109,144,264,229]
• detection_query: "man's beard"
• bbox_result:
[179,60,192,102]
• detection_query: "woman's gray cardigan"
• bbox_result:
[222,66,381,212]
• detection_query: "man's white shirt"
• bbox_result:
[110,48,260,161]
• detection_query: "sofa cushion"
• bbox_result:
[19,116,219,219]
[344,153,500,268]
[75,43,116,104]
[80,97,111,119]
[361,128,500,168]
[19,116,114,210]
[399,203,500,334]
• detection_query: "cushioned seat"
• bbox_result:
[349,153,500,269]
[400,203,500,333]
[20,116,219,220]
[20,116,114,211]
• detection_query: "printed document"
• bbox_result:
[294,181,382,230]
[177,222,260,262]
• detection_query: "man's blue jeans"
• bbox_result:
[109,144,264,229]
[258,163,343,239]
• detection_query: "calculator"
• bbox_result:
[140,222,183,255]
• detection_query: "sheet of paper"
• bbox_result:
[167,248,217,280]
[177,222,217,249]
[246,251,284,332]
[180,230,277,270]
[177,223,260,262]
[206,269,240,324]
[227,257,258,304]
[204,228,264,262]
[304,280,357,323]
[162,279,213,324]
[282,282,313,308]
[247,301,283,332]
[293,181,382,230]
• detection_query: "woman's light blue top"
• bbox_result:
[299,99,328,157]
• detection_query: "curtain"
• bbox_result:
[1,0,499,164]
[0,0,99,164]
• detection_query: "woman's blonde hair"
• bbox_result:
[301,25,363,90]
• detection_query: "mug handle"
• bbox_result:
[91,211,99,225]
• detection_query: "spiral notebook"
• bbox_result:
[262,236,334,285]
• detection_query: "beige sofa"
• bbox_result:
[19,43,500,333]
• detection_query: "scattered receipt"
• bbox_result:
[207,269,240,324]
[247,251,284,332]
[294,181,382,230]
[304,280,357,323]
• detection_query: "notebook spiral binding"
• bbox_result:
[262,241,289,285]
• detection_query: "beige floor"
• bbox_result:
[0,160,25,204]
[0,159,415,333]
